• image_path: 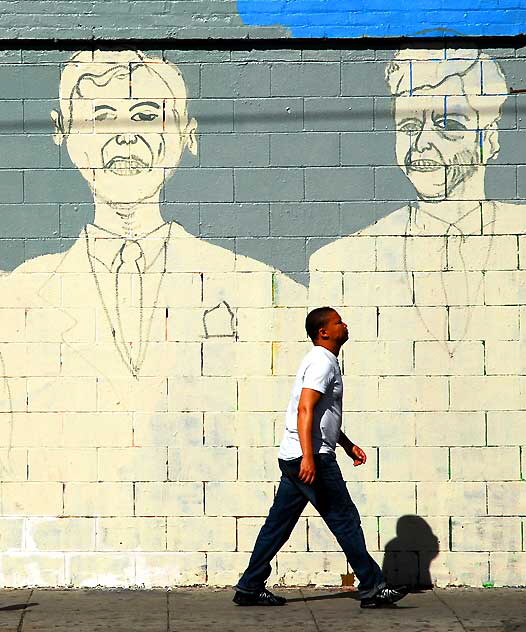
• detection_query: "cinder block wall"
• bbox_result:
[0,1,524,592]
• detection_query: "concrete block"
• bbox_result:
[167,517,235,552]
[169,447,237,482]
[98,448,167,482]
[272,62,340,97]
[206,551,265,586]
[304,96,374,132]
[489,552,526,586]
[238,517,307,552]
[0,204,59,238]
[0,64,59,99]
[379,306,448,340]
[0,100,23,134]
[28,448,96,482]
[271,202,339,237]
[485,271,526,305]
[61,413,131,448]
[168,376,237,413]
[0,135,59,169]
[0,171,23,203]
[342,62,389,96]
[346,481,416,516]
[417,482,486,516]
[133,412,202,448]
[234,98,303,133]
[487,482,526,516]
[344,271,413,306]
[487,165,517,200]
[189,98,233,133]
[272,341,312,376]
[345,341,413,376]
[429,552,489,587]
[0,518,23,550]
[238,376,293,412]
[64,483,134,517]
[378,376,449,411]
[270,132,339,167]
[485,340,526,375]
[27,376,96,413]
[310,237,376,272]
[27,517,95,552]
[234,168,303,202]
[375,236,445,273]
[379,515,447,553]
[452,517,521,552]
[204,412,275,448]
[487,411,526,446]
[238,447,279,482]
[24,169,91,204]
[415,341,484,376]
[164,168,233,203]
[201,63,270,98]
[96,517,166,552]
[205,482,274,516]
[2,482,62,516]
[0,552,65,587]
[135,482,203,517]
[374,166,417,201]
[237,237,306,272]
[342,376,379,412]
[414,271,484,306]
[380,447,448,481]
[449,306,519,340]
[136,552,206,587]
[341,132,395,166]
[276,552,345,586]
[416,412,485,447]
[450,376,522,411]
[342,412,416,447]
[67,552,135,588]
[450,447,520,481]
[305,167,374,202]
[200,134,269,168]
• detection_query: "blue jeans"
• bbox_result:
[236,452,385,599]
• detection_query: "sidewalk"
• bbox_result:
[1,587,524,631]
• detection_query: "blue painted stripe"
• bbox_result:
[237,0,526,38]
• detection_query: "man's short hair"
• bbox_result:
[385,49,508,130]
[305,307,335,342]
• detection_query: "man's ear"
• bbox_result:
[185,117,198,156]
[50,109,66,146]
[318,327,328,340]
[484,129,500,162]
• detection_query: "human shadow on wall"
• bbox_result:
[382,515,439,590]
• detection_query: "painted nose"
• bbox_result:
[115,133,139,145]
[413,128,434,153]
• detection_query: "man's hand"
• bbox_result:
[350,444,367,467]
[298,455,316,484]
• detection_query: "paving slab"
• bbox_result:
[0,587,524,631]
[169,589,316,631]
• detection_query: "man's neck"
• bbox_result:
[314,341,341,357]
[93,200,165,239]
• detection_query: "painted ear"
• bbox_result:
[484,129,500,162]
[185,117,198,156]
[50,109,66,146]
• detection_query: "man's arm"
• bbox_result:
[338,430,367,467]
[297,388,322,484]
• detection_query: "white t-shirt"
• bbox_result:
[279,345,343,460]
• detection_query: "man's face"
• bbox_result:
[394,92,482,201]
[321,310,349,346]
[62,64,196,206]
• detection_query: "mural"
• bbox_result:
[0,45,523,588]
[237,0,526,38]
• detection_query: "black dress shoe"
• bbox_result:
[360,585,409,609]
[233,588,287,606]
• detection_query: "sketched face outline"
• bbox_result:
[394,91,482,202]
[53,56,197,206]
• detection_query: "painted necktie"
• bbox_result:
[115,240,145,377]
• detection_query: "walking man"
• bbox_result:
[233,307,408,609]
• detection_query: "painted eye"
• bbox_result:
[399,120,422,133]
[131,111,158,122]
[436,117,467,132]
[94,111,117,122]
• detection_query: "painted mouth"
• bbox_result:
[104,157,150,176]
[408,159,442,172]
